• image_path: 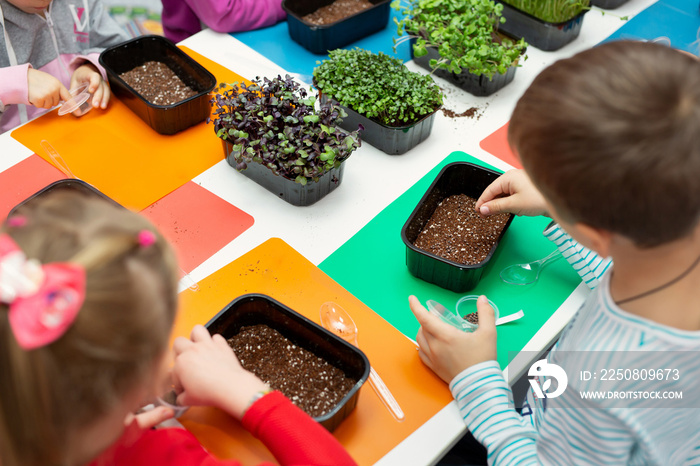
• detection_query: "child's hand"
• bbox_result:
[172,325,269,420]
[27,68,71,109]
[475,169,549,218]
[71,63,111,110]
[409,295,497,383]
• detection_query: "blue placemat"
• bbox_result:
[231,8,412,82]
[602,0,700,53]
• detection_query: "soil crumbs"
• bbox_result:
[228,324,356,417]
[414,194,510,265]
[302,0,374,25]
[119,61,197,106]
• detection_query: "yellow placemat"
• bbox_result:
[174,238,454,466]
[11,47,247,210]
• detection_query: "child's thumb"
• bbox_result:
[475,295,496,330]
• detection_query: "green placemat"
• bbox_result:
[319,151,582,369]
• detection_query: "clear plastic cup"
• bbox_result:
[58,83,93,117]
[156,390,189,418]
[455,295,500,332]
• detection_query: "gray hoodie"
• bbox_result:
[0,0,128,133]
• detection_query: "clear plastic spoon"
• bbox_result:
[500,249,561,285]
[320,301,405,422]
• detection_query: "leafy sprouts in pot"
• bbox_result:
[501,0,589,23]
[392,0,527,79]
[210,75,361,186]
[313,48,443,127]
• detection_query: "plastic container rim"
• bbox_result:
[99,34,216,110]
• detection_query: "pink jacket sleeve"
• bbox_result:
[0,64,32,107]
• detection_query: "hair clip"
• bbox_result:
[0,234,85,350]
[7,215,27,228]
[137,230,156,248]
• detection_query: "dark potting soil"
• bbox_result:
[227,324,355,418]
[414,194,510,265]
[442,107,478,119]
[119,61,197,106]
[302,0,374,25]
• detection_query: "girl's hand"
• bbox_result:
[172,325,269,420]
[409,295,497,383]
[71,63,111,109]
[27,68,71,108]
[475,169,549,218]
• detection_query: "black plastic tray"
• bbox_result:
[282,0,391,54]
[8,179,120,219]
[401,162,514,292]
[205,294,370,432]
[222,140,346,206]
[590,0,628,8]
[99,35,216,135]
[410,38,519,97]
[496,1,587,51]
[318,94,436,155]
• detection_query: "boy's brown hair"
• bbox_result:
[0,191,179,466]
[509,41,700,247]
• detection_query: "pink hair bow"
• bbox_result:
[0,235,85,350]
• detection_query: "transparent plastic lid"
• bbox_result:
[58,83,92,116]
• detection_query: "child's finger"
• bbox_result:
[98,82,110,109]
[190,324,211,342]
[172,336,192,354]
[58,84,71,104]
[409,295,455,336]
[475,295,496,331]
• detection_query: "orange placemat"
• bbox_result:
[142,181,254,273]
[479,121,522,169]
[0,155,64,219]
[173,238,453,466]
[11,47,248,210]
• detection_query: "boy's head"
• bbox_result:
[0,191,179,466]
[509,41,700,248]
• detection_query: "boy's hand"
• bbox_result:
[27,68,71,108]
[172,325,269,420]
[71,63,111,109]
[409,295,497,383]
[475,169,548,218]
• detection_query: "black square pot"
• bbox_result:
[496,1,588,51]
[222,140,346,206]
[401,162,514,293]
[205,294,370,432]
[99,35,216,135]
[318,93,437,155]
[8,179,120,219]
[590,0,628,8]
[282,0,391,54]
[410,38,520,97]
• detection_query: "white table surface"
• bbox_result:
[0,1,661,463]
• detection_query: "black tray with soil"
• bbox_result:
[401,162,514,292]
[282,0,391,54]
[319,93,437,155]
[495,1,588,51]
[99,35,216,135]
[205,294,370,432]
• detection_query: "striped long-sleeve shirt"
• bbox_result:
[450,224,700,465]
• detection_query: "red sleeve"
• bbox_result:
[242,391,358,466]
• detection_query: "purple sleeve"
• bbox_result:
[162,0,286,43]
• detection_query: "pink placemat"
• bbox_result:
[0,155,64,219]
[479,122,522,169]
[141,181,254,273]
